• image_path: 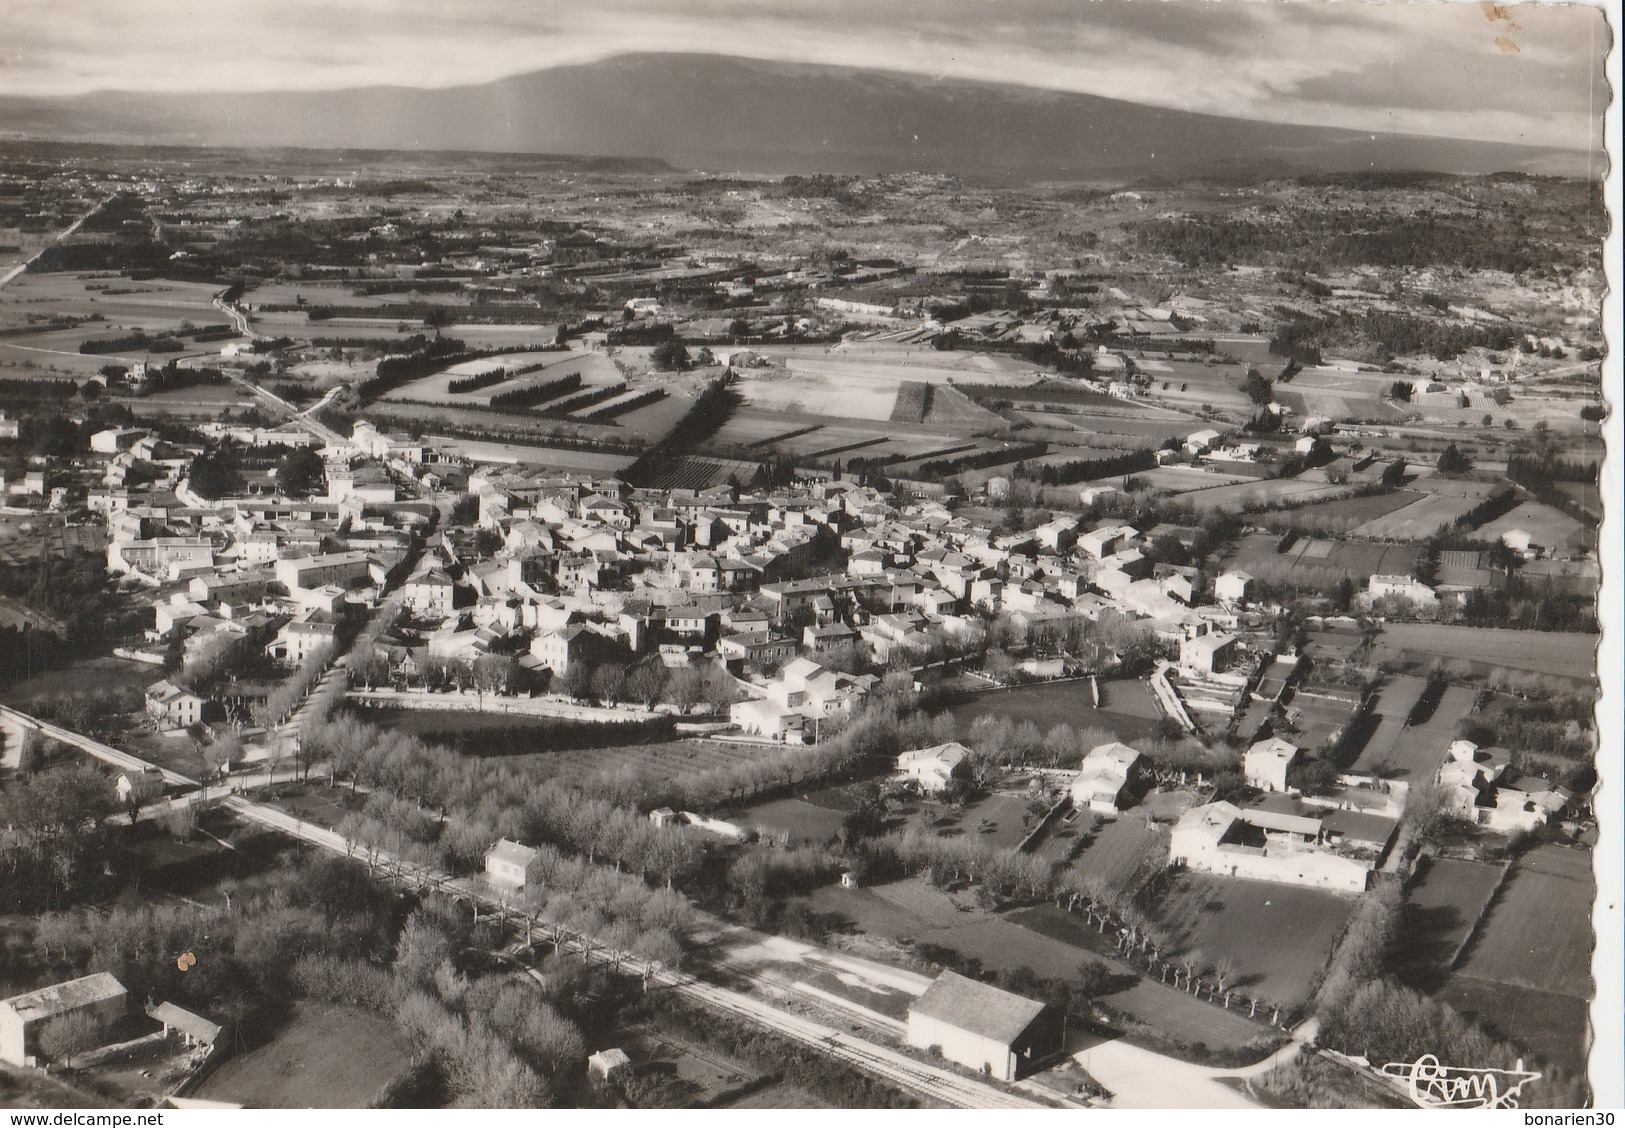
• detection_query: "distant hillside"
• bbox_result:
[0,53,1591,179]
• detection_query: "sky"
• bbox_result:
[0,0,1610,150]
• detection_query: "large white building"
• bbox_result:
[905,971,1064,1082]
[1,973,127,1066]
[1170,797,1396,893]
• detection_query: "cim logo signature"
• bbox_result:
[1381,1054,1542,1109]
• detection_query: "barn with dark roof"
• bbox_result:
[905,971,1064,1081]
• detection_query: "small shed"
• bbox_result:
[588,1047,632,1080]
[147,1001,223,1049]
[649,807,678,828]
[839,871,861,890]
[484,838,538,891]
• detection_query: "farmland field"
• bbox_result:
[380,350,614,404]
[1064,812,1169,892]
[1225,534,1420,588]
[194,1002,410,1108]
[740,797,848,843]
[733,344,1043,421]
[638,454,761,490]
[1395,856,1507,976]
[1371,624,1598,682]
[1174,478,1352,513]
[1138,465,1260,493]
[1350,493,1487,539]
[424,436,636,475]
[1276,489,1425,532]
[1473,501,1594,554]
[947,678,1165,748]
[802,878,1266,1048]
[1453,846,1594,999]
[1440,845,1594,1073]
[1351,680,1477,785]
[1146,874,1356,1009]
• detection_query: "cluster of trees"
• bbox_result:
[0,764,117,912]
[0,548,135,666]
[1461,693,1595,766]
[446,369,510,395]
[580,387,665,422]
[1270,310,1519,364]
[649,340,691,371]
[188,448,246,499]
[911,440,1049,481]
[1139,208,1548,274]
[1507,450,1600,526]
[624,374,739,487]
[26,853,622,1106]
[357,336,475,402]
[1021,447,1157,487]
[894,824,1054,903]
[1318,975,1587,1107]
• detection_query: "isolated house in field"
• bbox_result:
[896,741,971,794]
[1245,737,1301,793]
[484,839,538,891]
[588,1047,632,1080]
[905,971,1064,1082]
[1070,741,1144,814]
[0,972,128,1066]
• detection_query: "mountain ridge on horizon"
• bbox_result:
[0,52,1594,180]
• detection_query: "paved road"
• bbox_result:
[0,197,113,290]
[0,703,195,788]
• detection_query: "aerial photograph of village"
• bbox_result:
[0,0,1614,1114]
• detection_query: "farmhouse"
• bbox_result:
[1070,741,1144,814]
[1363,574,1439,609]
[1437,739,1570,834]
[1245,737,1301,793]
[896,741,970,794]
[905,971,1064,1082]
[145,679,209,727]
[484,839,538,891]
[1180,630,1238,676]
[0,972,128,1066]
[1170,797,1395,893]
